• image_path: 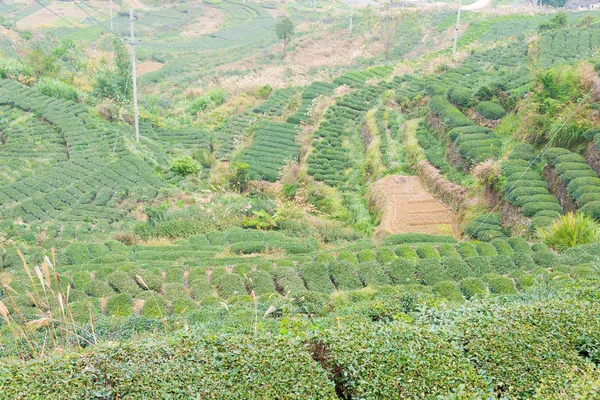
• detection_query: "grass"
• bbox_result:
[538,213,600,251]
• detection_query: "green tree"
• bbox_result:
[275,17,295,58]
[24,45,60,77]
[230,162,250,192]
[94,38,132,102]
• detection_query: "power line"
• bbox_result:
[32,0,103,39]
[71,0,121,37]
[464,88,594,242]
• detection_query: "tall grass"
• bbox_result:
[537,213,600,252]
[0,249,97,358]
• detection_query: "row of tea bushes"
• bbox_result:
[237,121,300,181]
[286,81,338,124]
[543,147,600,219]
[502,144,562,229]
[447,125,503,167]
[253,87,299,116]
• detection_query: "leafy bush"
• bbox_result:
[475,101,506,120]
[318,323,486,399]
[482,273,516,294]
[459,277,488,299]
[37,78,80,102]
[538,213,600,251]
[106,293,134,317]
[433,281,465,302]
[447,86,473,107]
[169,156,201,176]
[429,96,474,128]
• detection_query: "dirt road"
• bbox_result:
[373,175,459,238]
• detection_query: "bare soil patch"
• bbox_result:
[181,6,227,37]
[372,175,459,238]
[137,60,164,76]
[263,6,287,18]
[17,3,86,30]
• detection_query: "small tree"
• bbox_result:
[378,10,401,61]
[276,17,295,58]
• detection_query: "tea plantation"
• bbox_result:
[1,1,600,398]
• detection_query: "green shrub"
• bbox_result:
[447,86,472,107]
[298,262,335,294]
[171,297,198,315]
[476,242,498,257]
[395,245,419,259]
[230,241,266,254]
[141,295,167,318]
[37,77,80,102]
[329,261,364,290]
[459,277,488,299]
[457,243,479,259]
[538,213,600,251]
[433,281,465,302]
[376,247,396,264]
[214,274,246,298]
[358,261,391,286]
[417,259,451,285]
[83,280,115,298]
[246,270,276,295]
[0,334,337,398]
[163,283,189,301]
[386,259,417,285]
[319,323,486,399]
[476,101,506,120]
[482,273,517,294]
[466,256,494,276]
[169,156,201,176]
[189,278,214,300]
[106,293,134,317]
[491,238,514,255]
[357,249,377,263]
[580,201,600,220]
[442,257,473,281]
[106,270,141,296]
[457,302,598,397]
[274,267,306,294]
[415,245,440,259]
[437,244,461,259]
[429,96,474,128]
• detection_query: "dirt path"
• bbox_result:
[372,175,459,238]
[462,0,492,11]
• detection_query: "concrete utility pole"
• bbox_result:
[129,7,140,142]
[349,3,353,35]
[452,0,462,55]
[109,0,113,30]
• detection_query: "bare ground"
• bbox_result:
[17,3,87,30]
[181,6,227,37]
[372,175,459,238]
[137,61,164,76]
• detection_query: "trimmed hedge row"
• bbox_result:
[502,144,562,228]
[429,96,474,128]
[237,121,300,182]
[544,147,600,220]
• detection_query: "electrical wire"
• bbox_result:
[463,88,594,241]
[71,0,121,37]
[32,0,103,39]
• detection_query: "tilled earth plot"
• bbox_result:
[373,175,459,237]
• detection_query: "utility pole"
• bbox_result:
[129,7,140,142]
[349,3,353,35]
[109,0,113,30]
[452,0,462,55]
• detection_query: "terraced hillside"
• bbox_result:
[1,2,600,398]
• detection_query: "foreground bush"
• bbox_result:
[0,335,337,399]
